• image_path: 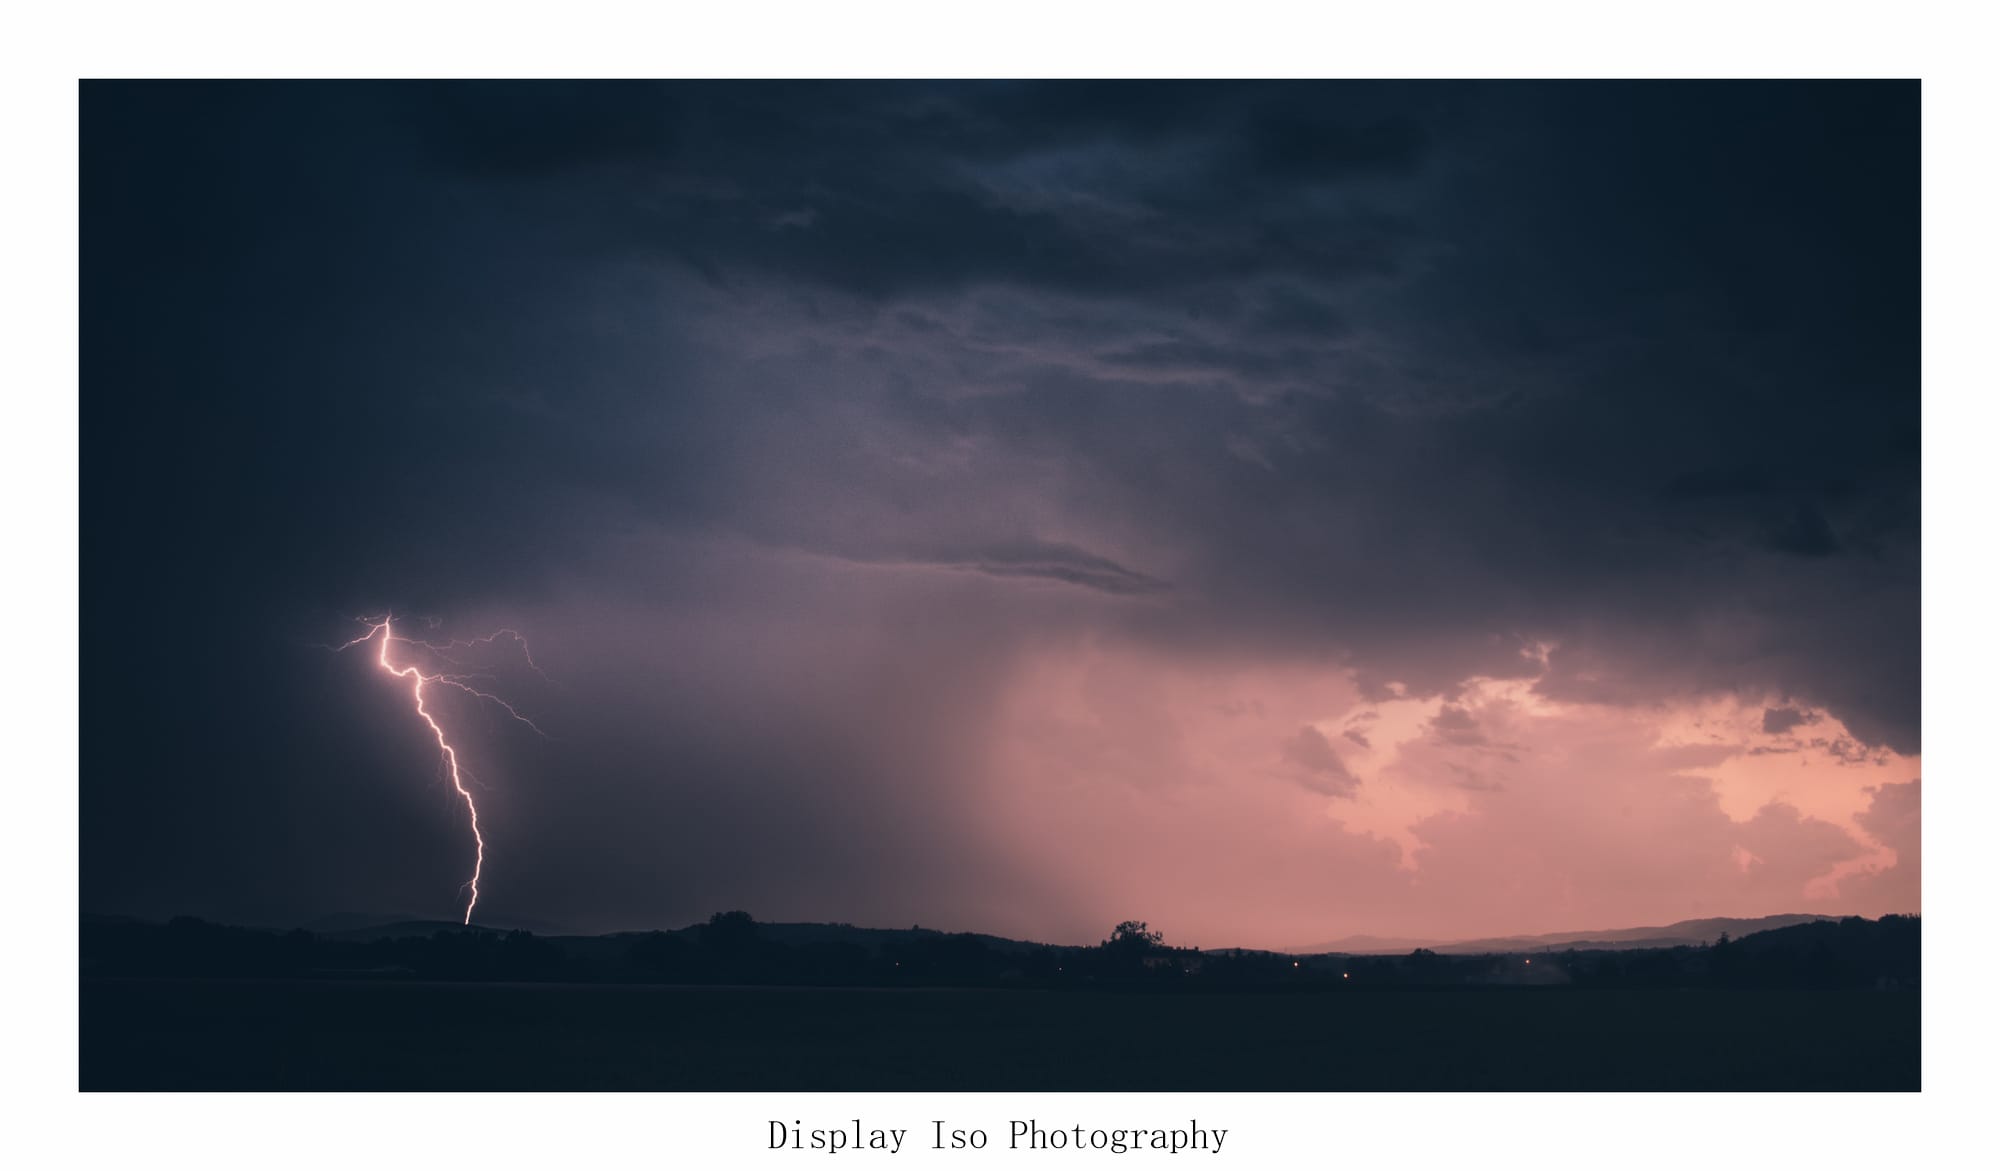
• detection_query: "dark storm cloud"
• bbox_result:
[83,82,1918,933]
[1279,726,1361,798]
[408,81,1435,301]
[860,540,1169,596]
[1430,706,1489,747]
[464,83,1914,755]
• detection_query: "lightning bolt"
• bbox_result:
[333,616,547,925]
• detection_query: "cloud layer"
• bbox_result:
[82,82,1918,944]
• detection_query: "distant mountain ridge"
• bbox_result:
[303,910,576,939]
[281,910,1837,956]
[306,915,1043,952]
[1294,914,1836,956]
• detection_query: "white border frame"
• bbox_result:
[11,2,1991,1165]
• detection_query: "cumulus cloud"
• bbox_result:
[1839,779,1920,913]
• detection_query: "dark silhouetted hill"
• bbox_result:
[304,911,576,938]
[1297,913,1835,955]
[80,910,1918,992]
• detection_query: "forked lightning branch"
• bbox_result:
[332,617,547,924]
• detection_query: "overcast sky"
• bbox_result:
[82,82,1917,947]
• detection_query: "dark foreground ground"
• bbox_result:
[82,979,1918,1090]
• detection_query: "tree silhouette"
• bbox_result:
[701,910,759,951]
[1104,920,1163,957]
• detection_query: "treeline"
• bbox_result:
[1569,914,1920,990]
[80,912,1918,991]
[82,915,567,982]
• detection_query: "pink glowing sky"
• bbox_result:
[974,636,1916,947]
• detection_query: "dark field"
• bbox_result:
[81,979,1919,1090]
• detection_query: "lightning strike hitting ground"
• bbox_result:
[334,616,547,924]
